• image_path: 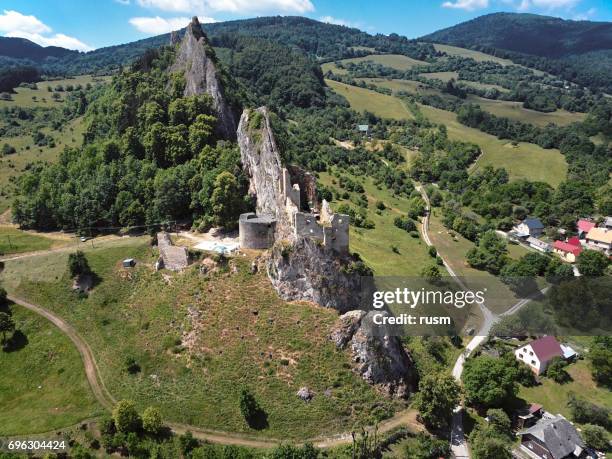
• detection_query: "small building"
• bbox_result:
[585,227,612,256]
[604,216,612,230]
[527,237,551,253]
[577,219,596,239]
[516,403,544,429]
[516,217,545,238]
[515,336,563,375]
[357,124,370,137]
[122,258,136,268]
[518,414,588,459]
[553,240,582,263]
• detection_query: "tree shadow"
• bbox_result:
[246,408,269,430]
[3,330,28,352]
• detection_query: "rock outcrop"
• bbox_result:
[268,237,362,313]
[237,107,286,223]
[330,310,417,398]
[170,17,236,139]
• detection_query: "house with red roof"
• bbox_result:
[576,219,595,239]
[515,336,564,375]
[553,240,583,263]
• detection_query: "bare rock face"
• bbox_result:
[267,237,362,313]
[331,310,417,398]
[169,30,180,45]
[297,387,314,402]
[170,17,236,139]
[237,107,289,229]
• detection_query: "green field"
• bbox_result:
[466,95,586,127]
[322,54,428,75]
[359,78,444,98]
[418,104,568,187]
[432,43,516,66]
[1,238,401,439]
[0,304,102,435]
[0,226,60,255]
[419,71,459,82]
[0,75,110,108]
[519,360,612,419]
[428,210,531,315]
[0,116,86,212]
[461,81,509,93]
[325,79,414,120]
[318,172,433,277]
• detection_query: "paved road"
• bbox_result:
[415,184,547,459]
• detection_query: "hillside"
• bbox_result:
[422,12,612,93]
[0,37,76,61]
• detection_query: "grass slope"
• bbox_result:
[418,104,567,187]
[1,238,401,439]
[432,43,517,66]
[0,226,56,255]
[325,79,414,120]
[322,54,428,75]
[0,304,102,435]
[0,116,86,212]
[0,76,110,108]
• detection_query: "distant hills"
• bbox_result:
[421,12,612,93]
[0,37,76,61]
[1,13,612,92]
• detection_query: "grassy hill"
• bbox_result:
[0,239,402,439]
[0,304,102,435]
[322,54,428,75]
[325,79,414,120]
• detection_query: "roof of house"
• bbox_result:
[527,237,551,249]
[577,219,596,233]
[553,240,582,256]
[605,216,612,227]
[522,217,544,230]
[567,236,581,247]
[528,336,563,363]
[586,227,612,244]
[519,415,584,459]
[357,124,369,131]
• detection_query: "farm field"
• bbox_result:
[419,71,459,82]
[417,104,568,187]
[518,360,612,419]
[466,95,586,127]
[0,304,102,435]
[427,210,532,315]
[318,172,432,277]
[0,226,61,255]
[0,238,401,439]
[325,79,414,120]
[432,43,517,66]
[0,75,110,108]
[322,54,428,74]
[0,116,86,212]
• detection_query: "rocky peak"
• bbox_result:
[170,17,236,139]
[169,30,180,45]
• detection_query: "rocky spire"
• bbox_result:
[170,17,236,139]
[169,30,180,45]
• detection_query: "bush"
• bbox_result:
[568,394,611,429]
[68,251,91,277]
[582,424,610,451]
[546,356,570,383]
[112,400,141,433]
[142,406,163,435]
[428,246,437,258]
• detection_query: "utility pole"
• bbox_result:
[6,235,12,249]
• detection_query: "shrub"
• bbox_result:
[582,424,609,451]
[112,400,141,433]
[68,251,91,277]
[142,406,163,435]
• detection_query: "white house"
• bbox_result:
[515,217,545,238]
[515,336,563,375]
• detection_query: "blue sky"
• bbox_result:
[1,0,611,51]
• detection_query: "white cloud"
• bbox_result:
[0,10,51,34]
[136,0,314,14]
[517,0,581,10]
[573,7,596,20]
[0,10,91,51]
[129,15,216,34]
[442,0,489,10]
[5,30,92,51]
[115,0,131,4]
[319,16,353,27]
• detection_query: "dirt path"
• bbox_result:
[7,294,424,449]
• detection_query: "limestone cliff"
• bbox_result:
[170,17,236,139]
[267,237,362,313]
[330,310,417,398]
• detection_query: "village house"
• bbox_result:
[516,403,544,430]
[357,124,370,137]
[516,217,545,238]
[527,236,552,253]
[604,216,612,230]
[585,227,612,256]
[515,336,564,375]
[518,414,590,459]
[552,238,582,263]
[576,219,596,239]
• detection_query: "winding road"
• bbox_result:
[416,184,546,458]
